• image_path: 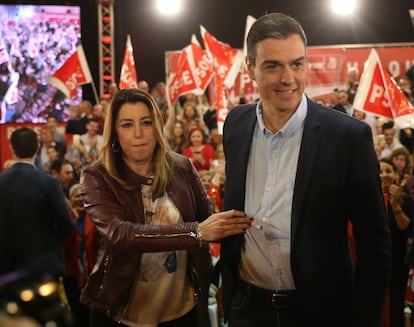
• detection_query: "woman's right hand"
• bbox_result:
[199,210,253,241]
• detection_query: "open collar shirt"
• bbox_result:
[240,94,307,290]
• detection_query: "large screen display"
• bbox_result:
[0,5,81,123]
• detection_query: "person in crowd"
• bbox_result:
[207,127,223,150]
[181,101,207,133]
[394,77,414,155]
[330,89,348,114]
[196,94,211,117]
[80,117,104,163]
[66,104,87,135]
[65,134,89,180]
[43,145,60,173]
[2,158,17,171]
[50,158,75,196]
[399,127,414,155]
[166,120,187,154]
[199,169,222,214]
[67,184,99,280]
[0,127,74,278]
[79,88,252,327]
[398,76,414,104]
[182,126,216,172]
[389,146,413,187]
[203,105,218,133]
[220,12,391,326]
[379,158,413,327]
[63,183,99,327]
[99,97,111,119]
[108,82,119,99]
[345,66,360,104]
[46,113,66,144]
[138,80,150,93]
[152,81,168,110]
[35,125,66,171]
[381,121,403,158]
[92,103,105,135]
[49,159,87,325]
[79,100,94,122]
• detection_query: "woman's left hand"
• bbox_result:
[199,210,253,241]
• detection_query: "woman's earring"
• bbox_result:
[111,141,120,153]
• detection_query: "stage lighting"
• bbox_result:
[157,0,181,15]
[332,0,355,14]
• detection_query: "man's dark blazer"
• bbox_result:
[0,162,75,277]
[221,98,391,326]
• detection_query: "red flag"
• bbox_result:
[200,26,243,132]
[200,25,243,88]
[188,34,214,93]
[46,45,92,99]
[166,47,198,106]
[165,50,182,81]
[119,34,138,89]
[353,49,414,128]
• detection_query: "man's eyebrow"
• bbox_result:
[261,56,306,66]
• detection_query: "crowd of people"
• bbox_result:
[0,8,81,124]
[314,54,414,327]
[2,11,414,327]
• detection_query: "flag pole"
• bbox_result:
[90,78,100,104]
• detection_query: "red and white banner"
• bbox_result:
[189,34,214,93]
[200,25,243,88]
[119,34,138,90]
[200,26,243,131]
[46,45,92,99]
[354,49,414,128]
[166,47,198,106]
[305,46,414,104]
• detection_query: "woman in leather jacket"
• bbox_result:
[79,88,252,327]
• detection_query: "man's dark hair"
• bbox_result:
[47,113,58,122]
[246,12,307,66]
[50,158,72,174]
[10,127,38,158]
[382,121,394,132]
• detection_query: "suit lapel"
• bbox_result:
[291,102,321,244]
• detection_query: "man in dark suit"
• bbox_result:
[221,13,391,326]
[0,127,75,278]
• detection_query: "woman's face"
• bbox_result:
[379,161,397,191]
[173,122,183,137]
[70,188,84,212]
[116,102,157,169]
[184,105,196,118]
[190,130,204,146]
[392,154,406,172]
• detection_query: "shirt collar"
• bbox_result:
[255,94,308,137]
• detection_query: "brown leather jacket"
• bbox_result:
[79,153,212,322]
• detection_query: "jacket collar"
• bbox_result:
[122,162,154,186]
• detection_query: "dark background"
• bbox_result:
[3,0,414,101]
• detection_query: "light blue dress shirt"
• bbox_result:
[239,94,307,290]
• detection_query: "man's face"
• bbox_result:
[57,163,74,189]
[383,128,395,145]
[87,121,100,135]
[247,34,307,114]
